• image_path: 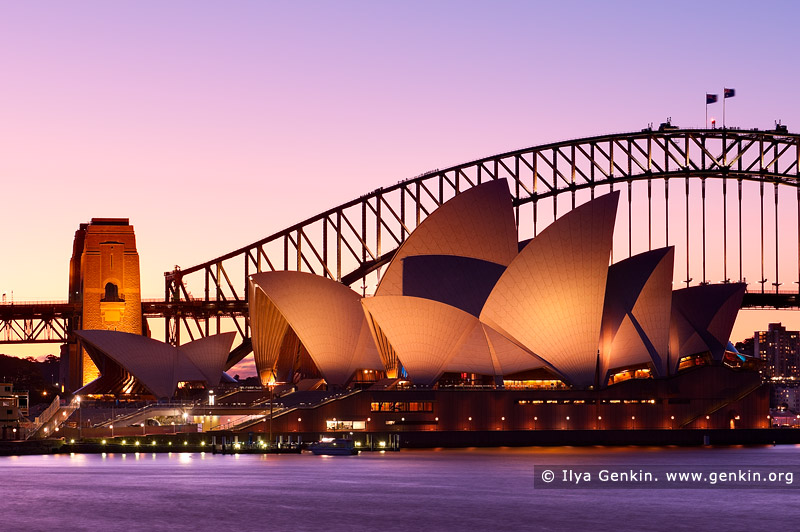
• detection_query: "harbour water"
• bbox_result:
[3,446,800,531]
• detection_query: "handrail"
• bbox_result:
[27,395,63,439]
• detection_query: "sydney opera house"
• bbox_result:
[74,179,767,438]
[250,181,746,387]
[242,180,766,436]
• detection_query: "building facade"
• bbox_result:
[754,323,800,379]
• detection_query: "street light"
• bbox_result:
[76,396,81,442]
[631,416,636,430]
[268,382,275,449]
[110,425,114,438]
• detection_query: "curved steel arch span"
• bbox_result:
[157,127,800,358]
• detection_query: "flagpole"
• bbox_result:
[723,87,726,129]
[706,100,708,129]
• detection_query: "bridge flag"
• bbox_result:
[723,87,735,128]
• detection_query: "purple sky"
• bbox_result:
[2,1,800,371]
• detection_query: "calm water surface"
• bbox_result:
[3,446,800,531]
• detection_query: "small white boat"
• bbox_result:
[309,438,359,456]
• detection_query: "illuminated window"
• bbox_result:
[370,401,434,413]
[325,420,367,430]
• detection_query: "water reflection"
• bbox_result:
[1,447,799,531]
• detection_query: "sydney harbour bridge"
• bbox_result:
[3,124,800,371]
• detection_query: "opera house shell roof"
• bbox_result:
[250,179,746,389]
[75,330,235,398]
[249,271,383,386]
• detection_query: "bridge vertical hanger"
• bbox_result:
[647,179,652,250]
[322,218,328,277]
[552,147,558,221]
[759,134,766,286]
[665,178,669,247]
[760,180,766,293]
[296,229,302,272]
[647,134,653,251]
[774,183,780,292]
[626,139,633,257]
[212,263,219,336]
[685,176,691,287]
[609,140,614,264]
[400,185,406,244]
[336,211,342,281]
[590,143,595,200]
[738,178,743,282]
[533,150,539,236]
[628,181,633,257]
[723,130,730,282]
[375,193,382,270]
[514,156,520,229]
[361,201,367,267]
[554,191,560,225]
[415,181,421,226]
[701,177,707,284]
[204,266,211,337]
[797,186,800,290]
[571,144,576,211]
[684,132,691,287]
[723,177,728,282]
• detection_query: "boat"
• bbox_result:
[309,438,359,456]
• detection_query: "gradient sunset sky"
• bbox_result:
[2,1,800,371]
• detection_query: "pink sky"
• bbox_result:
[2,2,800,373]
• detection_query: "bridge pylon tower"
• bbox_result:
[64,218,143,391]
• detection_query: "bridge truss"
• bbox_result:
[0,302,78,344]
[154,127,800,362]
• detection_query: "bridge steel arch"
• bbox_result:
[160,127,800,364]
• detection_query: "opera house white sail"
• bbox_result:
[480,191,619,387]
[599,247,674,380]
[250,271,383,386]
[362,296,547,385]
[375,178,518,297]
[75,330,235,398]
[669,283,746,372]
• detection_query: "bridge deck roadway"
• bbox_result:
[0,302,80,320]
[741,292,800,309]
